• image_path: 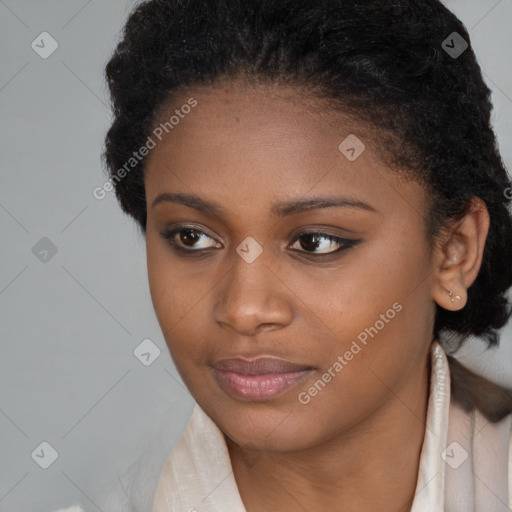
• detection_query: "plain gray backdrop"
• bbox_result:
[0,1,511,511]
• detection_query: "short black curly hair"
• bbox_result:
[103,0,512,354]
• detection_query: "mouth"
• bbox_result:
[212,356,314,401]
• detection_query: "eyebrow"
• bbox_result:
[151,192,377,217]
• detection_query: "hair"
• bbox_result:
[103,0,512,421]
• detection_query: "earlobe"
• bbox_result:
[431,197,490,311]
[447,289,461,302]
[444,286,464,308]
[434,284,467,311]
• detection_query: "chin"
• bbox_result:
[206,399,320,452]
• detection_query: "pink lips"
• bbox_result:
[212,356,313,401]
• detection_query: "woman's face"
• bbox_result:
[144,82,437,452]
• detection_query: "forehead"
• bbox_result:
[149,81,364,150]
[144,82,427,222]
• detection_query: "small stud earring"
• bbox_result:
[448,290,461,303]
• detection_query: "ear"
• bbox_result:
[431,197,490,311]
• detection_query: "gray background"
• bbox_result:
[0,1,511,511]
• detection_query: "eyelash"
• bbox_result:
[159,226,361,260]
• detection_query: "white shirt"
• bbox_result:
[57,341,512,512]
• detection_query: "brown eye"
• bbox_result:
[290,232,353,255]
[160,227,220,251]
[178,228,204,247]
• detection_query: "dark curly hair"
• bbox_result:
[103,0,512,418]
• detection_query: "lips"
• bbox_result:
[213,356,312,375]
[212,356,314,401]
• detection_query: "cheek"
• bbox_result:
[146,237,216,371]
[146,235,201,329]
[303,232,431,382]
[146,247,176,330]
[295,233,427,344]
[147,244,193,368]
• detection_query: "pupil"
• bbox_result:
[181,229,199,246]
[301,234,320,252]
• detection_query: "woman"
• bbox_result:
[58,0,512,510]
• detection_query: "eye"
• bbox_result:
[159,226,221,253]
[289,231,358,257]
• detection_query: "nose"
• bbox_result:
[212,251,294,337]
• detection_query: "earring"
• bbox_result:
[448,290,461,303]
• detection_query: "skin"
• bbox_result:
[143,80,490,511]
